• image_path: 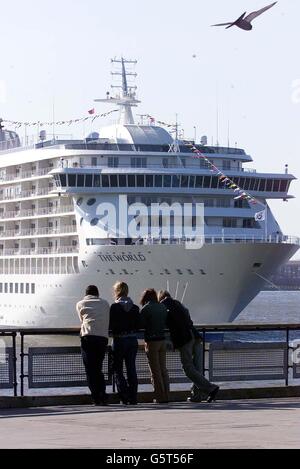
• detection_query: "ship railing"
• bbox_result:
[0,167,53,184]
[2,187,53,201]
[0,225,77,238]
[66,163,249,172]
[0,246,79,256]
[135,235,300,246]
[0,323,299,398]
[0,205,74,220]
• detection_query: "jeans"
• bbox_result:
[179,337,216,399]
[81,335,108,403]
[145,340,170,403]
[112,336,138,403]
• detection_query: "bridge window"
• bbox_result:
[119,175,127,187]
[195,176,203,188]
[203,176,211,188]
[164,175,172,188]
[155,175,162,187]
[68,174,76,186]
[181,176,189,188]
[279,180,288,192]
[59,174,67,187]
[85,174,93,187]
[273,180,280,192]
[266,179,273,192]
[110,175,118,187]
[189,175,195,188]
[77,174,85,187]
[102,175,109,187]
[172,175,180,187]
[128,175,136,187]
[137,175,144,187]
[259,179,266,191]
[146,175,154,187]
[94,174,100,187]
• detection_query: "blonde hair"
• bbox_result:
[113,281,129,299]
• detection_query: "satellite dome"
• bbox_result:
[0,128,21,151]
[86,132,100,142]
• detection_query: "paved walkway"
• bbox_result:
[0,398,299,449]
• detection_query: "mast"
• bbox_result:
[94,57,140,125]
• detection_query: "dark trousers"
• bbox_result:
[112,336,138,403]
[81,335,108,403]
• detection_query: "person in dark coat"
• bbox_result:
[158,290,219,402]
[110,282,140,405]
[140,289,170,404]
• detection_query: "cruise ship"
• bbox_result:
[0,58,299,327]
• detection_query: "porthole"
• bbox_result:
[87,198,96,206]
[90,218,99,226]
[80,217,84,226]
[77,198,83,206]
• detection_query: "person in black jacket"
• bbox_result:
[110,282,140,405]
[158,290,219,403]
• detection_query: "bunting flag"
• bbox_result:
[148,115,265,210]
[2,109,119,129]
[188,144,264,207]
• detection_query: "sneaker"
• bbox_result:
[207,386,219,403]
[187,396,203,403]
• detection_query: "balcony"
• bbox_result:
[0,167,53,184]
[1,187,55,202]
[0,225,77,239]
[0,246,79,257]
[0,205,74,220]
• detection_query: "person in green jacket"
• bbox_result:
[140,289,170,404]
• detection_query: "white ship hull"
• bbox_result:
[0,241,297,328]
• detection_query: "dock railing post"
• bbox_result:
[202,328,206,377]
[286,328,290,387]
[12,332,18,397]
[20,332,24,397]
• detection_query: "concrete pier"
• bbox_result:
[0,398,299,449]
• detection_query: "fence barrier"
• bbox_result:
[0,324,299,397]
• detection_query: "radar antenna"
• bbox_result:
[94,58,140,125]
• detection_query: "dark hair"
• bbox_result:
[86,285,99,297]
[140,289,158,306]
[158,290,171,302]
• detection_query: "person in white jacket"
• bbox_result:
[76,285,110,405]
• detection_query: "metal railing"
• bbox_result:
[0,323,299,398]
[0,205,74,220]
[2,187,52,201]
[0,246,78,257]
[0,167,53,184]
[0,225,77,239]
[104,235,300,247]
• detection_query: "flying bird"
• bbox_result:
[212,2,277,31]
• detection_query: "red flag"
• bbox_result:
[88,108,95,115]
